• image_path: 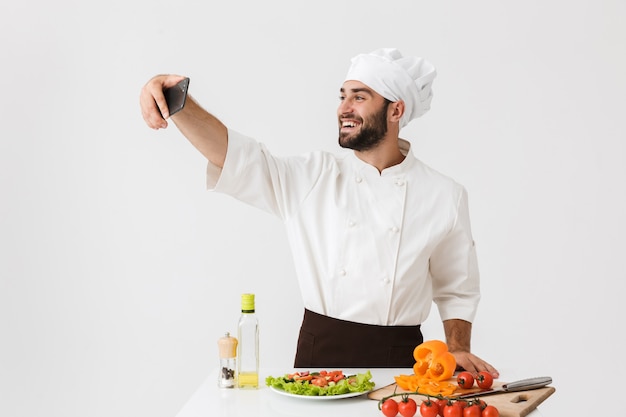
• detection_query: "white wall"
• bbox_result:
[1,1,625,416]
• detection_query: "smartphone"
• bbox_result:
[163,77,190,116]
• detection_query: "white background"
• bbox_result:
[1,1,625,416]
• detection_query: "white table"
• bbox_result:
[175,368,545,417]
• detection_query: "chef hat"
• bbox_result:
[344,48,437,129]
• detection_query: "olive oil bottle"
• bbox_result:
[236,293,259,388]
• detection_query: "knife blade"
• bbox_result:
[455,376,552,399]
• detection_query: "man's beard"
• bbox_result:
[338,101,390,152]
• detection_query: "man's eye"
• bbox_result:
[339,96,345,101]
[355,96,364,101]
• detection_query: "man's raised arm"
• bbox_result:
[140,74,228,168]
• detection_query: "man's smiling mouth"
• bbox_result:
[341,120,360,130]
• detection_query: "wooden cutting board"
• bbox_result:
[367,380,555,417]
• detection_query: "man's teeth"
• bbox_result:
[343,121,357,128]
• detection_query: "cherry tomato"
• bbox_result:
[463,404,481,417]
[481,405,499,417]
[474,399,487,409]
[398,397,418,417]
[443,404,463,417]
[456,371,475,389]
[381,398,399,417]
[436,399,449,417]
[420,399,440,417]
[475,371,494,389]
[454,400,468,410]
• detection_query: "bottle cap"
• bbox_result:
[241,293,255,312]
[217,332,238,358]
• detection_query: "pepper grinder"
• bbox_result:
[217,332,238,388]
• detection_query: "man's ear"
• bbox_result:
[389,100,405,123]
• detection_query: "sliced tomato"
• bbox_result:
[311,377,328,387]
[329,370,344,382]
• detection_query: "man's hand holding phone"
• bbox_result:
[140,75,190,129]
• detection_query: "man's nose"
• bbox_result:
[338,99,352,115]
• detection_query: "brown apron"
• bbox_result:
[294,309,422,368]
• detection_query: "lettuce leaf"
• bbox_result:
[265,370,375,396]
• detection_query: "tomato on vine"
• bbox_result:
[462,404,481,417]
[381,398,399,417]
[473,399,487,409]
[398,396,417,417]
[481,405,499,417]
[443,403,463,417]
[454,400,468,410]
[377,387,499,417]
[435,398,448,416]
[420,398,439,417]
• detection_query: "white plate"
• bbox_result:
[269,386,372,400]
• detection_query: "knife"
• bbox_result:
[455,376,552,399]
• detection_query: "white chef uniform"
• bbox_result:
[207,129,481,328]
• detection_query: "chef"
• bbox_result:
[140,48,499,377]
